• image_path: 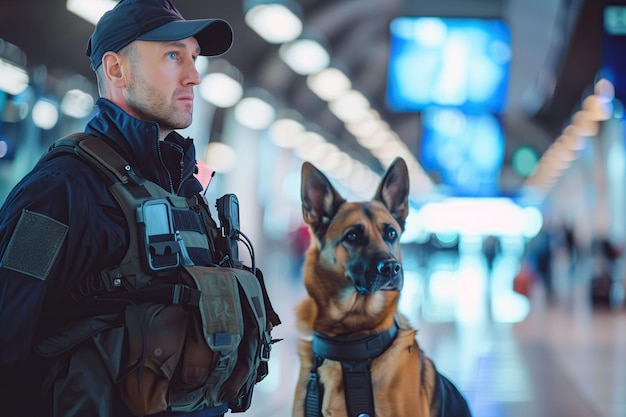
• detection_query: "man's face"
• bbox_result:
[123,37,202,133]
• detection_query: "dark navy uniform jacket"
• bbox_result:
[0,98,207,415]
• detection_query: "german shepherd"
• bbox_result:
[293,158,471,417]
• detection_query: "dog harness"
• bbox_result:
[304,318,399,417]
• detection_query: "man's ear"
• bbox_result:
[101,52,128,89]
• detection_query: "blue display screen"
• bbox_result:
[386,17,511,113]
[420,108,505,196]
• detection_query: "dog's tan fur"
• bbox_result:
[292,158,440,417]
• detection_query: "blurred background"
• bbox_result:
[1,0,626,416]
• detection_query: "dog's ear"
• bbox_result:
[301,161,346,235]
[374,157,410,230]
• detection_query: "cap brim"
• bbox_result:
[137,19,233,56]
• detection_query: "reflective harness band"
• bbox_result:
[305,318,399,417]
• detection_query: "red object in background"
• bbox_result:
[513,264,536,298]
[290,224,311,257]
[196,160,215,190]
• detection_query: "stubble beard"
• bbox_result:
[126,74,193,132]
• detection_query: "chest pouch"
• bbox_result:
[119,265,270,415]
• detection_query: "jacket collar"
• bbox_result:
[84,98,200,195]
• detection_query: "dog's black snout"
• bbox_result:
[377,260,401,276]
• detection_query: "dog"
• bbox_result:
[292,157,472,417]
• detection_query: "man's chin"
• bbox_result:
[162,114,193,132]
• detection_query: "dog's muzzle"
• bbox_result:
[353,259,404,294]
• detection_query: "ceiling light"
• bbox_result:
[0,40,29,95]
[307,67,352,101]
[294,131,325,160]
[60,89,95,119]
[582,94,612,121]
[199,60,244,108]
[371,141,406,160]
[279,38,330,75]
[345,113,388,137]
[571,110,599,136]
[268,117,305,148]
[234,95,275,130]
[326,153,354,179]
[307,142,339,164]
[313,149,344,171]
[66,0,116,25]
[0,139,8,158]
[560,125,586,150]
[0,58,29,95]
[244,1,303,44]
[205,142,236,172]
[328,90,370,123]
[200,72,243,107]
[355,130,394,150]
[32,98,59,130]
[594,78,615,101]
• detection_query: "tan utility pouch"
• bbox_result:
[121,303,189,416]
[119,266,266,416]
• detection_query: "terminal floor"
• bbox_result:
[243,249,626,417]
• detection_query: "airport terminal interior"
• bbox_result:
[1,0,626,416]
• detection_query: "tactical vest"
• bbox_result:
[41,133,281,416]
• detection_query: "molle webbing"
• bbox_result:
[49,134,216,293]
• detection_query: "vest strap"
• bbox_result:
[84,284,201,311]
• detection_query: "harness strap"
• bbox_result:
[304,355,324,417]
[341,360,375,417]
[305,318,400,417]
[312,318,399,362]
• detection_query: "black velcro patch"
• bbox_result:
[1,210,68,280]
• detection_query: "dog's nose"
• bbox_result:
[377,260,401,277]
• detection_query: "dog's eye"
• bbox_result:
[384,227,398,242]
[343,228,364,244]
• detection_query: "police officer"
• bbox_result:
[0,1,234,416]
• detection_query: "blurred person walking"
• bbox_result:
[482,235,501,275]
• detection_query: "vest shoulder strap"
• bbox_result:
[49,132,139,185]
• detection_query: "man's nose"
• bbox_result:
[186,61,202,86]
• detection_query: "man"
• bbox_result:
[0,1,244,416]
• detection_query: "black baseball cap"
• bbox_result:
[86,0,233,70]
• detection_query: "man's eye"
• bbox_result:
[167,52,178,60]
